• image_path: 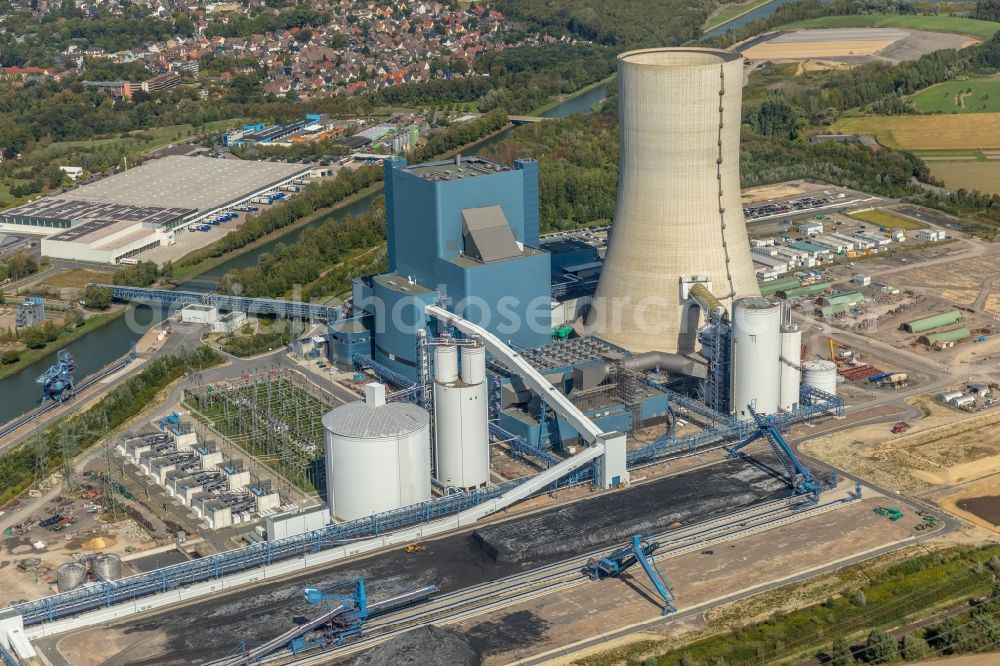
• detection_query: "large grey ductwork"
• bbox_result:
[622,352,708,379]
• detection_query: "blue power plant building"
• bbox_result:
[331,155,551,379]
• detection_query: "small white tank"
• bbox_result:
[323,383,432,521]
[802,360,838,396]
[779,324,802,411]
[731,297,782,420]
[433,342,489,490]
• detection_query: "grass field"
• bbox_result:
[704,0,774,30]
[928,160,1000,195]
[909,76,1000,113]
[38,268,116,290]
[783,14,1000,39]
[849,209,927,229]
[830,113,1000,150]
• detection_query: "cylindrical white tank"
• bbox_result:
[434,344,458,383]
[323,383,431,521]
[779,324,802,412]
[460,342,486,385]
[433,343,489,490]
[582,48,760,353]
[731,297,781,420]
[802,360,838,397]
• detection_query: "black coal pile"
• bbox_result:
[473,457,786,564]
[350,625,481,666]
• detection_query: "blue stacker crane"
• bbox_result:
[36,350,76,402]
[587,535,677,616]
[728,404,822,502]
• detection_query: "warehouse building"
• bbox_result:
[0,156,310,264]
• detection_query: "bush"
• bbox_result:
[900,633,929,661]
[1,350,20,364]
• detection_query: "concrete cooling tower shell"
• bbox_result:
[583,48,759,353]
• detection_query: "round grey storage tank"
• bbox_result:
[56,562,88,592]
[91,553,123,581]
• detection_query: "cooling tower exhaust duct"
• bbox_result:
[581,48,759,353]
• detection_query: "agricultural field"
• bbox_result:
[783,14,1000,40]
[909,76,1000,114]
[928,160,1000,195]
[848,209,927,230]
[830,113,1000,150]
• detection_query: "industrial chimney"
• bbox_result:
[582,48,759,353]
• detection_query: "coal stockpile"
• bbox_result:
[473,457,787,565]
[350,626,481,666]
[86,457,786,665]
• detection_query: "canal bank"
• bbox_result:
[0,80,612,424]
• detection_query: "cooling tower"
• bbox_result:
[582,48,759,353]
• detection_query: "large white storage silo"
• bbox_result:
[323,383,431,521]
[779,323,802,412]
[802,360,838,397]
[731,297,782,420]
[433,341,489,490]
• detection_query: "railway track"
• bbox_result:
[224,492,859,666]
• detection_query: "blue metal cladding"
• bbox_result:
[385,160,533,285]
[515,159,540,248]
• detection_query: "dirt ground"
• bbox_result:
[802,397,1000,494]
[461,497,920,665]
[742,28,975,63]
[740,179,826,204]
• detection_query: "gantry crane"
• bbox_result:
[587,535,677,616]
[728,405,822,501]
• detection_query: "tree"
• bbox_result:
[829,637,855,666]
[83,285,112,311]
[864,629,898,664]
[900,633,930,661]
[22,327,48,349]
[1,350,20,365]
[851,589,867,608]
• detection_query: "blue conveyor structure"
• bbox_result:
[728,404,822,501]
[587,535,677,616]
[102,285,341,321]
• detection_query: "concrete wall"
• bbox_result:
[584,48,760,353]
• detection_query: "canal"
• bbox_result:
[0,81,611,424]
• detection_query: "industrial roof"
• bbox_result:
[922,327,972,344]
[779,282,831,298]
[903,310,964,333]
[822,291,864,307]
[54,156,310,211]
[405,156,511,182]
[461,205,521,263]
[322,401,428,439]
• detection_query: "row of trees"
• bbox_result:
[0,251,40,282]
[0,346,221,505]
[494,0,711,47]
[174,165,383,270]
[218,198,385,299]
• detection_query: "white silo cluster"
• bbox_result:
[322,383,432,522]
[779,323,802,412]
[433,340,490,491]
[731,297,782,420]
